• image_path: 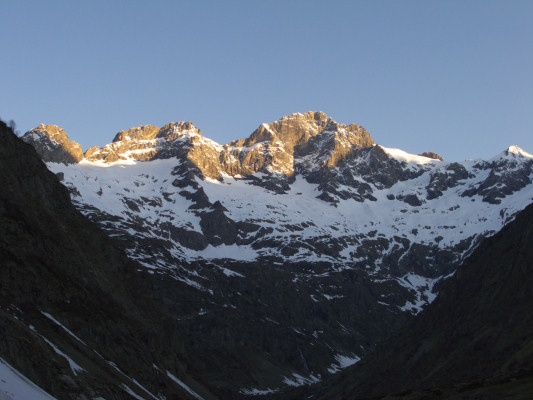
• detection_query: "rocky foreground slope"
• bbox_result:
[308,201,533,400]
[21,111,533,397]
[1,120,219,399]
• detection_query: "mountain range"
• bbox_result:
[1,111,532,399]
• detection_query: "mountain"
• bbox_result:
[20,111,533,396]
[0,120,219,399]
[309,200,533,400]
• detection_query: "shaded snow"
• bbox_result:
[327,353,361,374]
[398,274,439,313]
[0,358,57,400]
[106,361,159,400]
[240,387,279,396]
[41,312,86,345]
[29,326,85,376]
[282,372,321,387]
[191,244,258,261]
[45,145,533,301]
[166,371,204,400]
[120,384,146,400]
[47,147,533,270]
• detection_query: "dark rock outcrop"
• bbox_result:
[426,162,471,200]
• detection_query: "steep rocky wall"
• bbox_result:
[1,120,219,400]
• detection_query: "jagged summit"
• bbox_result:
[21,124,83,164]
[84,121,207,163]
[22,114,533,204]
[231,111,372,150]
[112,124,160,142]
[112,121,202,143]
[218,111,374,178]
[21,115,533,204]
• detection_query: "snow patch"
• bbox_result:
[194,244,258,261]
[41,312,86,345]
[120,384,146,400]
[398,273,438,313]
[216,266,245,277]
[239,387,279,396]
[381,146,439,165]
[166,371,204,400]
[327,353,361,374]
[282,372,321,387]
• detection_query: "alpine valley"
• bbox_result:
[2,111,532,399]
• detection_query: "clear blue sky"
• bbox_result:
[2,0,532,161]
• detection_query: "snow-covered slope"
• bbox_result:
[21,111,533,396]
[0,358,56,400]
[49,152,530,268]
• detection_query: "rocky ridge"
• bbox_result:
[21,112,533,397]
[27,112,374,185]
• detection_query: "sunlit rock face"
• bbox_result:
[45,111,375,180]
[21,124,83,164]
[221,111,375,177]
[419,151,443,161]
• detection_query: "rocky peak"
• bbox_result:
[158,121,202,140]
[111,122,203,143]
[419,151,444,161]
[85,121,205,163]
[35,123,66,140]
[230,111,372,151]
[231,111,331,149]
[220,112,375,179]
[21,124,83,164]
[112,124,161,142]
[82,112,376,183]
